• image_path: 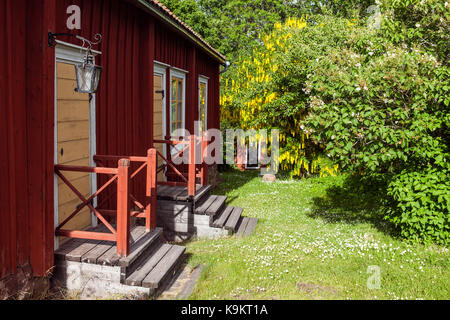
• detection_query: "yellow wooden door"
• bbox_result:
[154,74,165,181]
[56,62,92,239]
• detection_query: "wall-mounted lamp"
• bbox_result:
[220,61,231,74]
[48,33,103,94]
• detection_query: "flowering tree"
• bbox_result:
[221,16,353,177]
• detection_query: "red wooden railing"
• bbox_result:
[93,148,158,231]
[154,134,209,196]
[54,135,209,257]
[54,158,133,256]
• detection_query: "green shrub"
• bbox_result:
[304,38,449,175]
[385,166,450,245]
[302,10,449,244]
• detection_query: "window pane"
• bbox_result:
[171,80,177,99]
[177,102,182,121]
[178,80,182,100]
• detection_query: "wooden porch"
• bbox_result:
[52,136,257,297]
[54,135,209,257]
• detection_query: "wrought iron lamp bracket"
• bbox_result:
[48,32,102,51]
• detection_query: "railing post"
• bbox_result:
[188,135,196,197]
[116,159,130,257]
[146,148,157,231]
[200,132,208,186]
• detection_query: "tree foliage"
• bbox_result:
[159,0,374,59]
[161,0,450,244]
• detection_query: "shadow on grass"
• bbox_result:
[212,166,261,196]
[309,175,396,235]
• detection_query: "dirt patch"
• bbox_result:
[297,282,339,296]
[158,264,205,300]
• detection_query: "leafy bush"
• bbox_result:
[304,38,449,175]
[221,15,353,177]
[217,0,449,244]
[381,0,449,63]
[385,167,450,245]
[302,5,449,244]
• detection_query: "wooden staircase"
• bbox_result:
[54,226,185,298]
[194,191,258,237]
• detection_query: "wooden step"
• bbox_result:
[211,206,233,228]
[194,195,227,215]
[224,207,243,231]
[124,243,172,287]
[194,185,213,204]
[156,184,213,202]
[55,225,150,266]
[124,244,185,290]
[235,217,258,237]
[205,195,227,216]
[194,194,217,214]
[118,227,163,267]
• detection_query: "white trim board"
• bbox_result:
[198,76,208,133]
[54,43,98,249]
[153,65,168,171]
[169,69,186,135]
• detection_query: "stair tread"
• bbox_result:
[81,241,115,264]
[235,217,250,236]
[195,194,217,214]
[194,185,213,202]
[243,218,258,237]
[205,196,227,215]
[142,245,186,289]
[212,206,233,228]
[118,228,162,267]
[224,207,243,231]
[124,243,172,287]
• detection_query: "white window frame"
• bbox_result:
[153,63,168,173]
[198,76,208,133]
[169,69,186,136]
[54,41,100,249]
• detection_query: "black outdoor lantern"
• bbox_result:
[48,32,103,93]
[74,48,103,94]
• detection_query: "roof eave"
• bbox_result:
[132,0,226,65]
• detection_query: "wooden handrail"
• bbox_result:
[153,139,189,145]
[93,155,147,163]
[55,164,118,174]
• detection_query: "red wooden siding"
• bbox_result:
[0,0,222,280]
[197,52,221,131]
[0,0,56,278]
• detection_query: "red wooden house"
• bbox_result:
[1,0,258,298]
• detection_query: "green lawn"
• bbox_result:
[184,169,449,300]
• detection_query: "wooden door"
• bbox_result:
[153,74,165,181]
[56,62,92,239]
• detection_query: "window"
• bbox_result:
[198,77,208,133]
[171,76,183,134]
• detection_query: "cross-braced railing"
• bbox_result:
[154,134,209,196]
[55,149,158,257]
[55,158,133,256]
[54,135,209,257]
